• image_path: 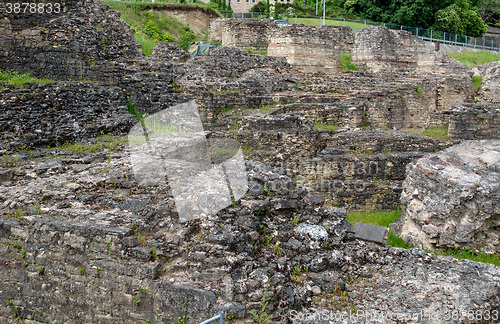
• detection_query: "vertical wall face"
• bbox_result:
[352,26,422,73]
[221,19,277,51]
[268,25,355,72]
[0,0,142,80]
[208,19,225,44]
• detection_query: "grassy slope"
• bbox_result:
[347,210,500,266]
[447,51,500,67]
[103,1,209,55]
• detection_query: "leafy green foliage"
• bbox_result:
[472,75,483,89]
[433,0,488,36]
[103,1,204,55]
[339,53,358,71]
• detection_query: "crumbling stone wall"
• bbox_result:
[394,140,500,254]
[267,25,354,72]
[208,18,225,44]
[477,60,500,103]
[212,20,472,76]
[221,19,277,51]
[353,26,472,76]
[0,0,142,80]
[446,102,500,140]
[0,217,217,323]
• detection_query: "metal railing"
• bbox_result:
[199,312,224,324]
[219,11,500,52]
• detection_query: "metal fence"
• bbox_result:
[198,312,223,324]
[220,11,500,52]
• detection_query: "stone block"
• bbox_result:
[352,222,387,244]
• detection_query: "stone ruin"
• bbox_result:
[0,2,500,323]
[393,139,500,254]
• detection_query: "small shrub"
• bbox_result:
[38,266,45,275]
[339,53,358,72]
[472,75,482,89]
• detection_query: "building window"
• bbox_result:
[252,0,255,2]
[246,0,249,3]
[237,0,240,2]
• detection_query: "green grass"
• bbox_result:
[134,31,157,56]
[314,122,339,132]
[447,51,500,67]
[293,17,366,30]
[472,75,482,89]
[103,1,204,55]
[422,125,450,141]
[245,49,268,55]
[339,53,358,71]
[62,135,127,153]
[0,69,52,87]
[347,209,401,228]
[347,209,500,266]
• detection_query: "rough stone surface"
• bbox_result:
[1,4,499,323]
[477,60,500,103]
[0,0,142,80]
[352,223,387,243]
[445,102,500,140]
[394,140,500,254]
[149,42,190,63]
[268,25,354,72]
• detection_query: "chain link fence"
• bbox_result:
[220,10,500,52]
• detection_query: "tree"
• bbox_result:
[477,0,500,26]
[433,1,488,36]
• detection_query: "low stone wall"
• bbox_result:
[221,19,276,51]
[477,60,500,103]
[208,19,225,44]
[268,25,354,72]
[211,20,472,76]
[447,102,500,140]
[0,217,217,323]
[0,0,142,80]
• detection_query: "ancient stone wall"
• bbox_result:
[394,140,500,254]
[221,19,277,51]
[477,60,500,103]
[0,217,217,323]
[212,20,472,76]
[268,25,354,72]
[208,19,225,44]
[446,102,500,140]
[0,0,142,80]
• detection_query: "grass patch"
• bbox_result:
[245,49,268,55]
[339,53,358,71]
[436,248,500,266]
[447,51,500,67]
[472,75,482,89]
[347,209,500,266]
[347,209,401,228]
[0,69,52,87]
[134,31,157,56]
[314,122,338,132]
[422,125,450,141]
[294,17,366,30]
[62,135,127,153]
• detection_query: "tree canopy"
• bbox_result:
[260,0,495,36]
